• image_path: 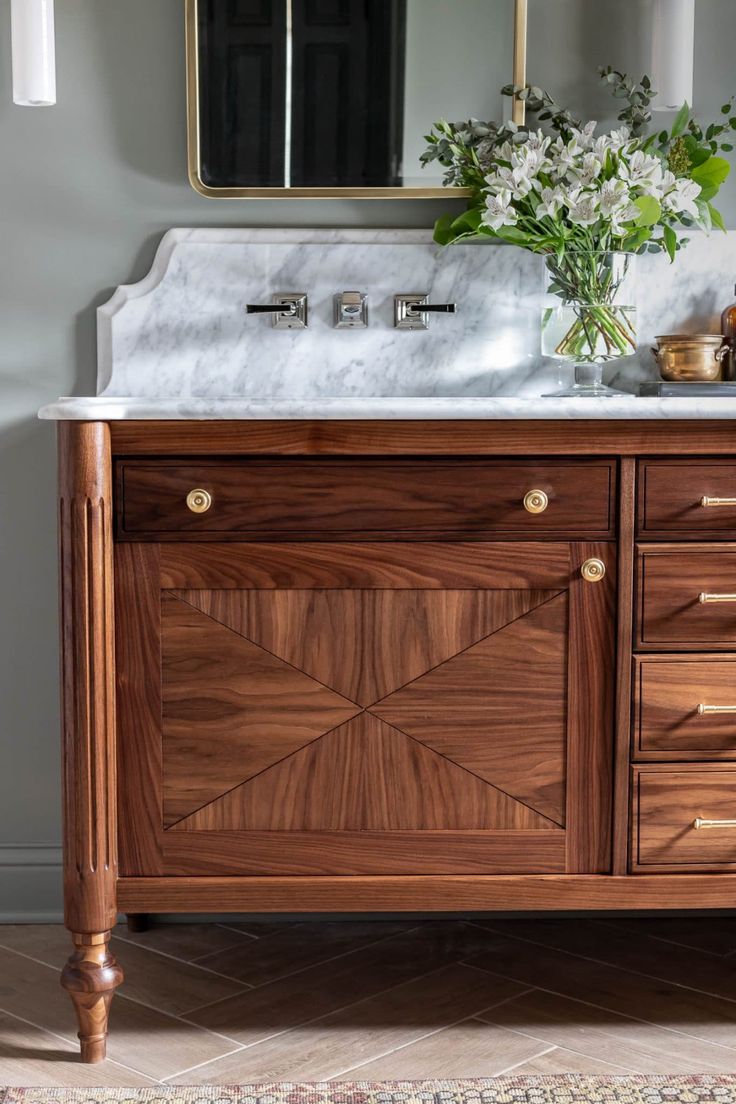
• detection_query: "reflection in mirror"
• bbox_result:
[194,0,516,192]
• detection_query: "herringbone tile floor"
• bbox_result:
[1,917,736,1086]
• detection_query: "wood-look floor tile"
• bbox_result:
[465,929,736,1050]
[509,1047,635,1075]
[188,922,499,1044]
[0,946,241,1081]
[169,962,527,1083]
[194,920,412,985]
[480,919,736,1004]
[115,921,258,962]
[479,987,736,1073]
[0,1010,156,1088]
[218,921,297,940]
[602,917,736,958]
[0,925,249,1017]
[332,1019,553,1080]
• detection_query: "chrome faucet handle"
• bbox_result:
[394,294,457,330]
[246,293,308,329]
[334,291,368,329]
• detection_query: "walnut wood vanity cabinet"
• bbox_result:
[57,417,736,1061]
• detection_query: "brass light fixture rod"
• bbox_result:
[512,0,528,126]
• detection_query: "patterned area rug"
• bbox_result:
[3,1079,736,1104]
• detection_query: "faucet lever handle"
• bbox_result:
[246,293,308,329]
[394,294,457,330]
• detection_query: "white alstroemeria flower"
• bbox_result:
[598,177,631,217]
[567,189,600,226]
[482,189,518,231]
[609,126,632,150]
[526,130,552,153]
[551,134,583,173]
[537,186,565,218]
[571,152,603,186]
[571,121,598,149]
[664,178,702,218]
[659,169,677,195]
[512,143,550,175]
[621,149,663,193]
[486,164,534,199]
[610,201,643,234]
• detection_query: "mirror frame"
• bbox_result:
[185,0,528,199]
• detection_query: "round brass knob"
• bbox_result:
[581,557,606,583]
[186,488,212,514]
[523,489,549,515]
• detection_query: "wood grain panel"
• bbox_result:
[117,458,613,539]
[159,830,566,875]
[159,542,574,590]
[566,542,615,873]
[117,872,736,913]
[179,587,557,707]
[638,545,736,649]
[175,712,555,832]
[115,544,163,874]
[373,594,568,824]
[639,459,736,538]
[633,764,736,870]
[634,656,736,759]
[109,418,736,457]
[612,458,635,874]
[161,595,359,825]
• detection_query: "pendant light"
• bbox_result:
[11,0,56,106]
[650,0,695,111]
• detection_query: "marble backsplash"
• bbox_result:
[98,228,736,399]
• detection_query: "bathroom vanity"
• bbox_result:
[40,229,736,1061]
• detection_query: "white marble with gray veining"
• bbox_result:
[37,227,736,420]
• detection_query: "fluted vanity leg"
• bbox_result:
[58,422,122,1063]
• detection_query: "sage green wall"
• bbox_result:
[1,0,735,917]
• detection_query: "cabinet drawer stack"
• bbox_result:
[633,461,736,871]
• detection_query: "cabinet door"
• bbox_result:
[116,541,614,876]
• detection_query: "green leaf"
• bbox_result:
[695,198,713,231]
[663,224,677,261]
[671,102,690,137]
[495,225,530,244]
[634,194,662,227]
[450,208,482,234]
[709,203,727,231]
[723,103,733,114]
[433,214,457,246]
[692,155,731,189]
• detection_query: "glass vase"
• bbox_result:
[541,251,637,398]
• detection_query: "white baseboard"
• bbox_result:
[0,845,63,923]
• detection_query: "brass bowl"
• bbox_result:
[652,334,728,382]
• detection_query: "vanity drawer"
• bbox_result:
[634,656,736,759]
[637,545,736,650]
[639,460,736,538]
[116,458,614,539]
[633,765,736,870]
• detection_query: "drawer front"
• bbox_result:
[633,765,736,869]
[639,460,736,538]
[634,656,736,758]
[637,545,736,649]
[117,459,614,539]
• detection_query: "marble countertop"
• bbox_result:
[37,395,736,420]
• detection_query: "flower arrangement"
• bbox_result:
[421,70,735,375]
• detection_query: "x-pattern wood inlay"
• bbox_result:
[162,587,568,832]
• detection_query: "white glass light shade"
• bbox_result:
[650,0,695,111]
[11,0,56,106]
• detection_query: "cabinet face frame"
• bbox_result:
[115,539,615,879]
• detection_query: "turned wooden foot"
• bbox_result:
[125,913,150,933]
[61,931,124,1063]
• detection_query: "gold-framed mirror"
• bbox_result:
[186,0,528,199]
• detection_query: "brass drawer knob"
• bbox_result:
[701,496,736,508]
[698,703,736,715]
[693,817,736,830]
[699,592,736,604]
[186,488,212,514]
[523,489,549,514]
[581,557,606,583]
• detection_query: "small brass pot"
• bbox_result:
[652,334,728,382]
